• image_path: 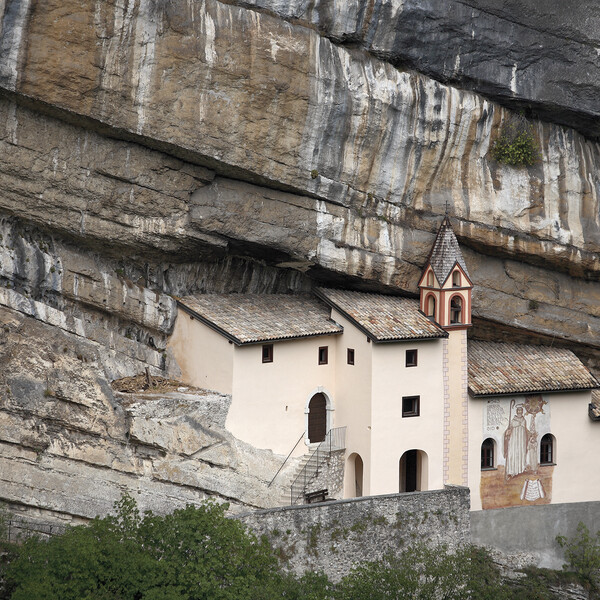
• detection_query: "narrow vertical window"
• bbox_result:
[427,271,434,287]
[426,295,436,319]
[540,434,555,465]
[450,296,462,324]
[318,346,328,365]
[452,270,461,287]
[481,438,495,469]
[405,349,418,367]
[347,348,355,365]
[262,344,273,363]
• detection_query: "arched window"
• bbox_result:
[481,438,495,469]
[308,393,327,443]
[450,296,462,324]
[426,295,436,319]
[540,434,555,465]
[427,271,434,287]
[452,270,461,287]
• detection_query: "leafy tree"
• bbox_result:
[335,544,513,600]
[557,521,600,590]
[5,495,286,600]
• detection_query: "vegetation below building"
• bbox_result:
[1,498,598,600]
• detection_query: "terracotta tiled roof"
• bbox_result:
[316,288,447,341]
[177,294,342,344]
[590,390,600,421]
[426,216,470,285]
[468,340,599,396]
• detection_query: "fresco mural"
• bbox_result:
[480,395,553,509]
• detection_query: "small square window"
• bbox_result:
[402,396,420,417]
[318,346,328,365]
[262,344,273,363]
[347,348,355,365]
[405,349,418,367]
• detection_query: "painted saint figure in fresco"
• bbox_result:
[504,404,528,478]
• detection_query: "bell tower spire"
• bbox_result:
[417,216,473,330]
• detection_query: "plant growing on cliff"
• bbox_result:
[492,114,539,167]
[557,522,600,589]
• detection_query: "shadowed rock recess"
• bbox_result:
[0,1,599,519]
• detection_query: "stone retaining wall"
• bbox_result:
[238,485,470,581]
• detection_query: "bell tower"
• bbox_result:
[418,216,473,486]
[417,216,473,330]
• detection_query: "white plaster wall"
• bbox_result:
[167,309,234,393]
[547,391,598,504]
[468,390,598,511]
[369,339,445,496]
[468,397,485,511]
[226,335,339,455]
[330,310,373,497]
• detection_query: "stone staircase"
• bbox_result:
[289,427,346,505]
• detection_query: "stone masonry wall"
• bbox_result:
[291,450,345,505]
[238,486,470,582]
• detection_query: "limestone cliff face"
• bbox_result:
[0,1,599,521]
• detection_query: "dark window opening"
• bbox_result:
[347,348,355,365]
[402,396,420,417]
[540,434,555,464]
[318,346,328,365]
[481,438,494,469]
[406,349,418,367]
[452,271,461,287]
[426,295,436,319]
[450,296,463,324]
[262,344,273,363]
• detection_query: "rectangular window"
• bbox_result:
[347,348,355,365]
[405,349,418,367]
[318,346,328,365]
[402,396,420,418]
[262,344,273,363]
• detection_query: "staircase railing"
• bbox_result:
[290,427,346,505]
[268,431,305,487]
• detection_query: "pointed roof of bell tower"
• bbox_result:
[425,216,471,286]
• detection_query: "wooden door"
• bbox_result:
[308,393,326,443]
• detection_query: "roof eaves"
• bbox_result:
[469,384,599,398]
[371,331,448,343]
[236,327,344,346]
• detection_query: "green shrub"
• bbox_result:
[492,115,539,167]
[557,522,600,589]
[335,545,512,600]
[5,495,286,600]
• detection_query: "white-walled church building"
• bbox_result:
[168,218,600,511]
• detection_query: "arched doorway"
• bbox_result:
[345,453,363,498]
[399,450,428,492]
[307,393,327,443]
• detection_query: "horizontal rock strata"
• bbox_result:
[0,305,299,523]
[1,0,600,526]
